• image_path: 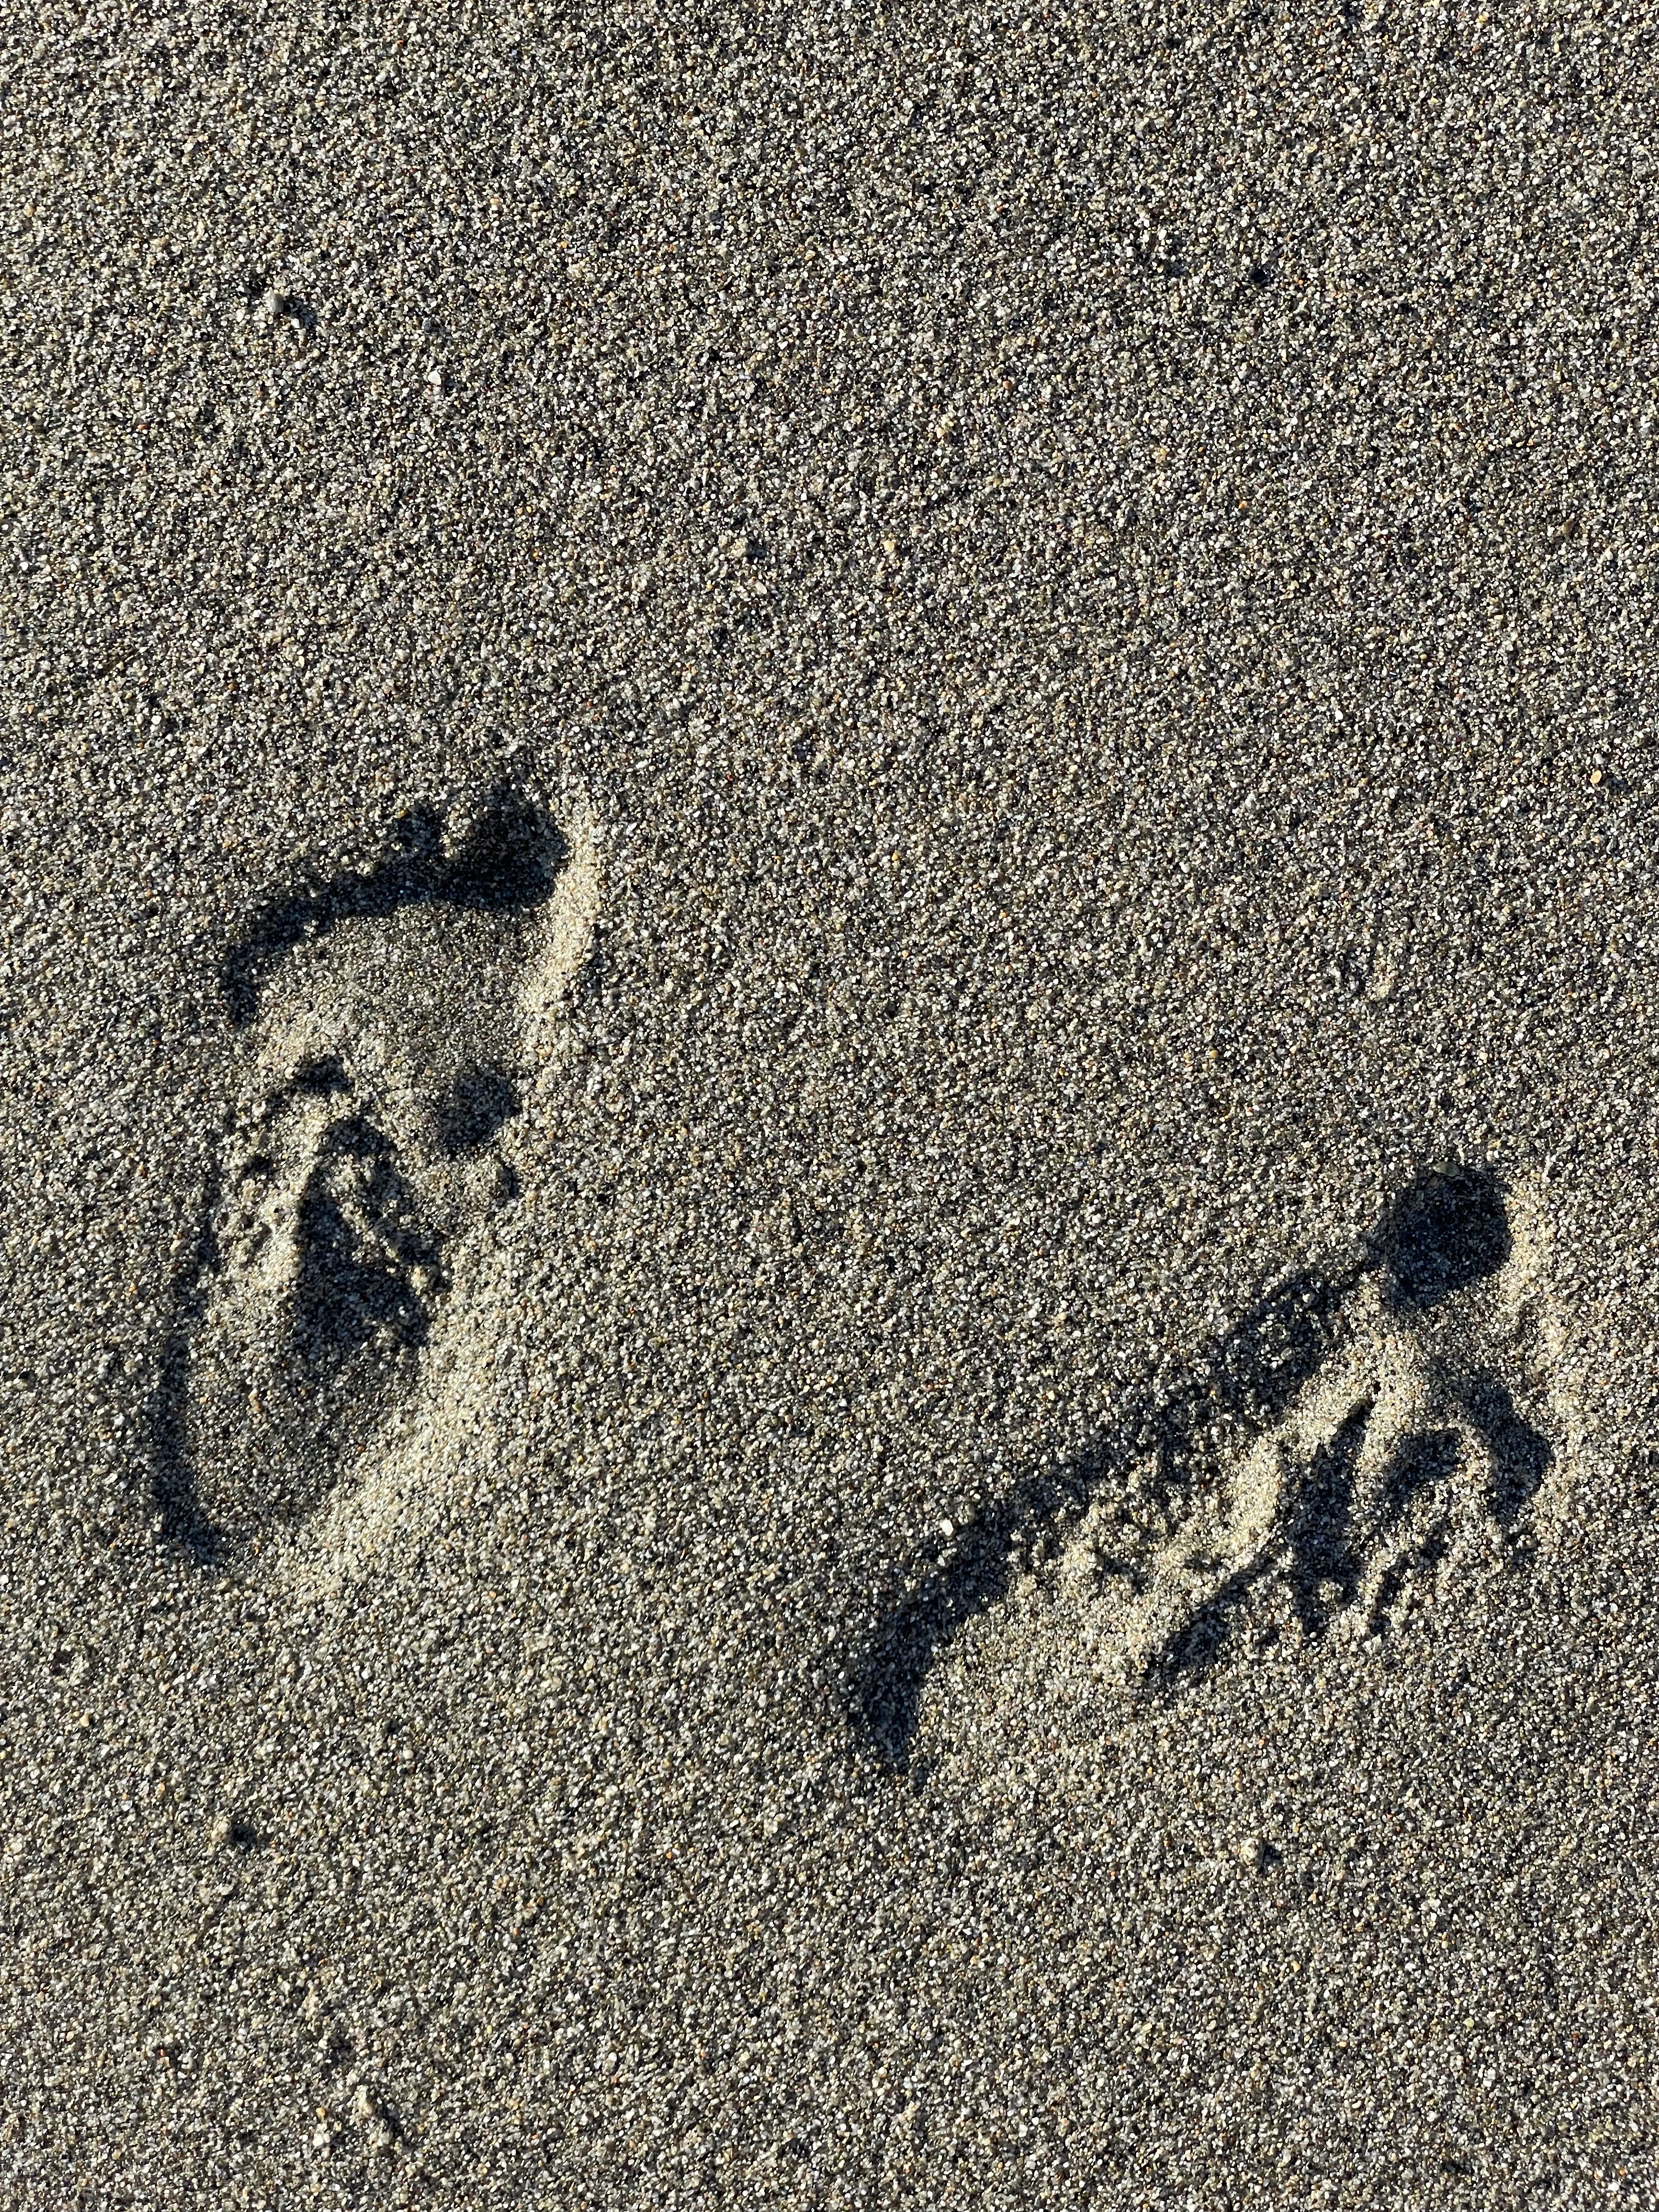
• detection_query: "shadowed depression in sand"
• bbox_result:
[148,786,599,1577]
[857,1165,1579,1772]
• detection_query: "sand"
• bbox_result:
[6,3,1659,2204]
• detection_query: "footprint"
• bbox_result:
[855,1165,1577,1768]
[1093,1171,1558,1681]
[149,783,599,1566]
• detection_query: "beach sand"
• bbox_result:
[6,4,1659,2204]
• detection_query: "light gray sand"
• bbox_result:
[5,4,1659,2204]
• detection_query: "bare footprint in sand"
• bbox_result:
[1070,1166,1571,1683]
[149,783,598,1571]
[858,1165,1582,1767]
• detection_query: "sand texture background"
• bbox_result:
[5,2,1659,2204]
